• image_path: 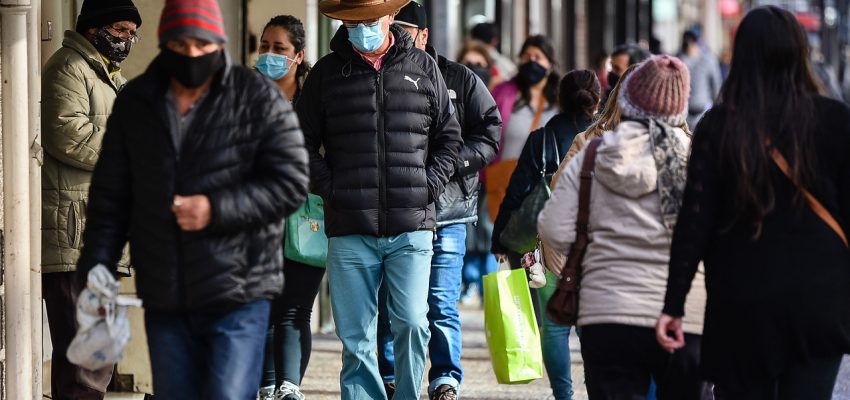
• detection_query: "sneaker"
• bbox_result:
[430,384,458,400]
[275,381,305,400]
[384,382,396,399]
[259,385,276,400]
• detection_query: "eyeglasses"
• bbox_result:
[106,25,141,43]
[343,18,382,28]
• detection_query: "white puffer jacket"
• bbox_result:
[538,121,706,334]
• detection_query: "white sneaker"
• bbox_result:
[259,385,276,400]
[275,381,306,400]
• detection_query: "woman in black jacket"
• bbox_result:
[657,6,850,399]
[491,69,601,400]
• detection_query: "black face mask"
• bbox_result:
[465,63,492,86]
[93,27,132,65]
[159,48,225,89]
[517,61,548,85]
[608,71,620,90]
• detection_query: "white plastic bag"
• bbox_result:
[67,264,142,371]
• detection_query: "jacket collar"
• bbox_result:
[425,44,438,60]
[329,23,413,63]
[62,30,123,91]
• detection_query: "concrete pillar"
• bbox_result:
[1,2,35,399]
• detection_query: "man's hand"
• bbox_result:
[172,195,211,231]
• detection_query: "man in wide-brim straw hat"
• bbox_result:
[297,0,464,399]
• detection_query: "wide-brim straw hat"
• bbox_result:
[320,0,412,21]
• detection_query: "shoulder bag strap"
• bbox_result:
[530,95,546,132]
[576,138,603,240]
[770,148,848,248]
[539,127,548,177]
[556,137,603,284]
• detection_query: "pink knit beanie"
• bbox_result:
[617,55,690,126]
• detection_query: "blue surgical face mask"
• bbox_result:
[347,20,386,53]
[256,52,294,81]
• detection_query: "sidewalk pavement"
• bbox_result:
[300,303,589,400]
[299,302,850,400]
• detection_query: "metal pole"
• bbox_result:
[1,1,35,399]
[27,0,44,397]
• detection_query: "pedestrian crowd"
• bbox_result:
[39,0,850,399]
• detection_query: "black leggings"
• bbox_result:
[261,259,326,387]
[713,356,842,400]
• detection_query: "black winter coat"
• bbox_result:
[297,25,463,237]
[491,113,593,254]
[77,53,310,312]
[426,46,502,227]
[664,97,850,389]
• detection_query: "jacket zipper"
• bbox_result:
[377,70,387,236]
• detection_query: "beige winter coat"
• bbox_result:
[537,121,706,334]
[41,31,130,274]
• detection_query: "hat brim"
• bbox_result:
[319,0,412,21]
[392,20,419,29]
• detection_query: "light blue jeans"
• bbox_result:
[327,232,434,400]
[538,271,574,400]
[377,224,467,395]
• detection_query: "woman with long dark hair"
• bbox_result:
[657,6,850,399]
[255,15,321,400]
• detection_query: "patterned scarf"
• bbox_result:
[646,119,689,231]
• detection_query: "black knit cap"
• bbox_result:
[76,0,142,34]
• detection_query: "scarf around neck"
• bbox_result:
[644,118,689,231]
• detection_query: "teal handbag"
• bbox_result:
[284,193,328,267]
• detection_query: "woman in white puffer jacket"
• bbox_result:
[538,55,708,400]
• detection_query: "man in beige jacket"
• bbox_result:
[41,0,140,397]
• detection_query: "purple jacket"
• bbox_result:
[490,79,519,164]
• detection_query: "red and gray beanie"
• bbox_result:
[158,0,228,46]
[617,55,691,126]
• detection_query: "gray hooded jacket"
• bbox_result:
[538,121,706,334]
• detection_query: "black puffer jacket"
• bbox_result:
[427,46,502,227]
[297,25,463,237]
[77,52,309,312]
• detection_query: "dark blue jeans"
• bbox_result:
[378,224,467,394]
[145,300,271,400]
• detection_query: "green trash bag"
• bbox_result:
[483,268,544,384]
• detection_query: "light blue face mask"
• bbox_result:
[256,52,293,81]
[347,20,386,53]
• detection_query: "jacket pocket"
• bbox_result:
[67,201,82,249]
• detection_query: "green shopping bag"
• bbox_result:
[284,193,327,267]
[483,268,544,384]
